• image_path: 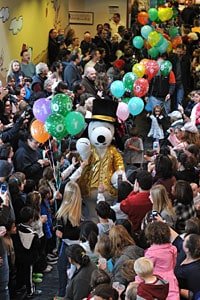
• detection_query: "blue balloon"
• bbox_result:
[132,36,144,49]
[110,80,125,98]
[128,97,144,116]
[157,38,169,54]
[141,25,153,39]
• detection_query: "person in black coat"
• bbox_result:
[13,134,49,185]
[63,53,82,90]
[48,29,60,67]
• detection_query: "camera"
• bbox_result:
[150,210,159,220]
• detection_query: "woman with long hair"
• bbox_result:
[109,225,143,284]
[172,180,196,233]
[55,181,82,299]
[149,184,176,227]
[6,59,24,87]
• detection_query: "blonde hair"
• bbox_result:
[150,184,175,216]
[134,257,153,278]
[56,181,82,227]
[109,225,134,257]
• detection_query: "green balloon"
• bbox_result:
[148,47,159,58]
[169,26,179,38]
[45,113,68,140]
[65,111,85,136]
[51,93,72,117]
[123,72,138,91]
[160,60,172,76]
[122,97,131,104]
[148,8,158,21]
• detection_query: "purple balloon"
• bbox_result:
[33,98,52,123]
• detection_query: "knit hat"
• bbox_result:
[0,160,13,178]
[113,59,125,70]
[181,122,198,133]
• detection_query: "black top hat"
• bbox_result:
[91,97,118,123]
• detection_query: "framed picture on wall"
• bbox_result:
[69,11,94,25]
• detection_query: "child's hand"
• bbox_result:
[56,230,63,239]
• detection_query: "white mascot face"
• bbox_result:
[88,121,115,149]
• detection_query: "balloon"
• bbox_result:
[158,8,173,22]
[110,80,125,98]
[148,8,158,21]
[116,50,123,59]
[123,72,137,91]
[169,27,179,38]
[132,63,145,78]
[128,97,144,116]
[51,93,72,117]
[140,58,149,67]
[171,36,182,49]
[160,60,172,76]
[30,120,50,143]
[148,31,161,47]
[137,12,149,25]
[141,25,153,39]
[157,38,169,54]
[132,36,144,49]
[155,34,164,47]
[167,42,173,53]
[145,60,160,80]
[133,78,149,97]
[45,113,67,140]
[65,112,85,136]
[33,98,52,123]
[148,47,159,59]
[116,102,129,121]
[122,97,130,104]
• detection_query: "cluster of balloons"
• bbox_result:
[133,7,182,58]
[31,94,85,143]
[110,57,173,120]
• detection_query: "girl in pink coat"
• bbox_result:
[145,221,180,300]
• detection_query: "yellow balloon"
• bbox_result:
[166,8,173,20]
[132,63,145,78]
[158,7,173,22]
[148,31,161,47]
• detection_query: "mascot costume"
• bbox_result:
[76,98,125,221]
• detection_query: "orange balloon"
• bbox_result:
[137,12,149,25]
[171,36,182,49]
[140,58,149,67]
[30,119,50,143]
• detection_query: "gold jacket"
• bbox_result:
[78,145,124,197]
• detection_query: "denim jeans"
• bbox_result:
[57,241,69,297]
[148,96,171,115]
[0,253,10,300]
[176,84,184,107]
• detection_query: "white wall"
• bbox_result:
[69,0,127,40]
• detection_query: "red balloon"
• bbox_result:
[145,60,160,81]
[137,12,149,25]
[133,78,149,97]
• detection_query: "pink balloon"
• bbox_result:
[133,78,149,97]
[116,102,129,121]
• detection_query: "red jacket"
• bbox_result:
[120,191,152,231]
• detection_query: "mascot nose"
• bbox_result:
[97,135,105,143]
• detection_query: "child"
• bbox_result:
[39,185,57,264]
[124,129,144,168]
[96,201,114,236]
[3,220,17,298]
[148,105,168,141]
[13,206,41,297]
[134,257,169,300]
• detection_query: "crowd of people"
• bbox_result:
[0,2,200,300]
